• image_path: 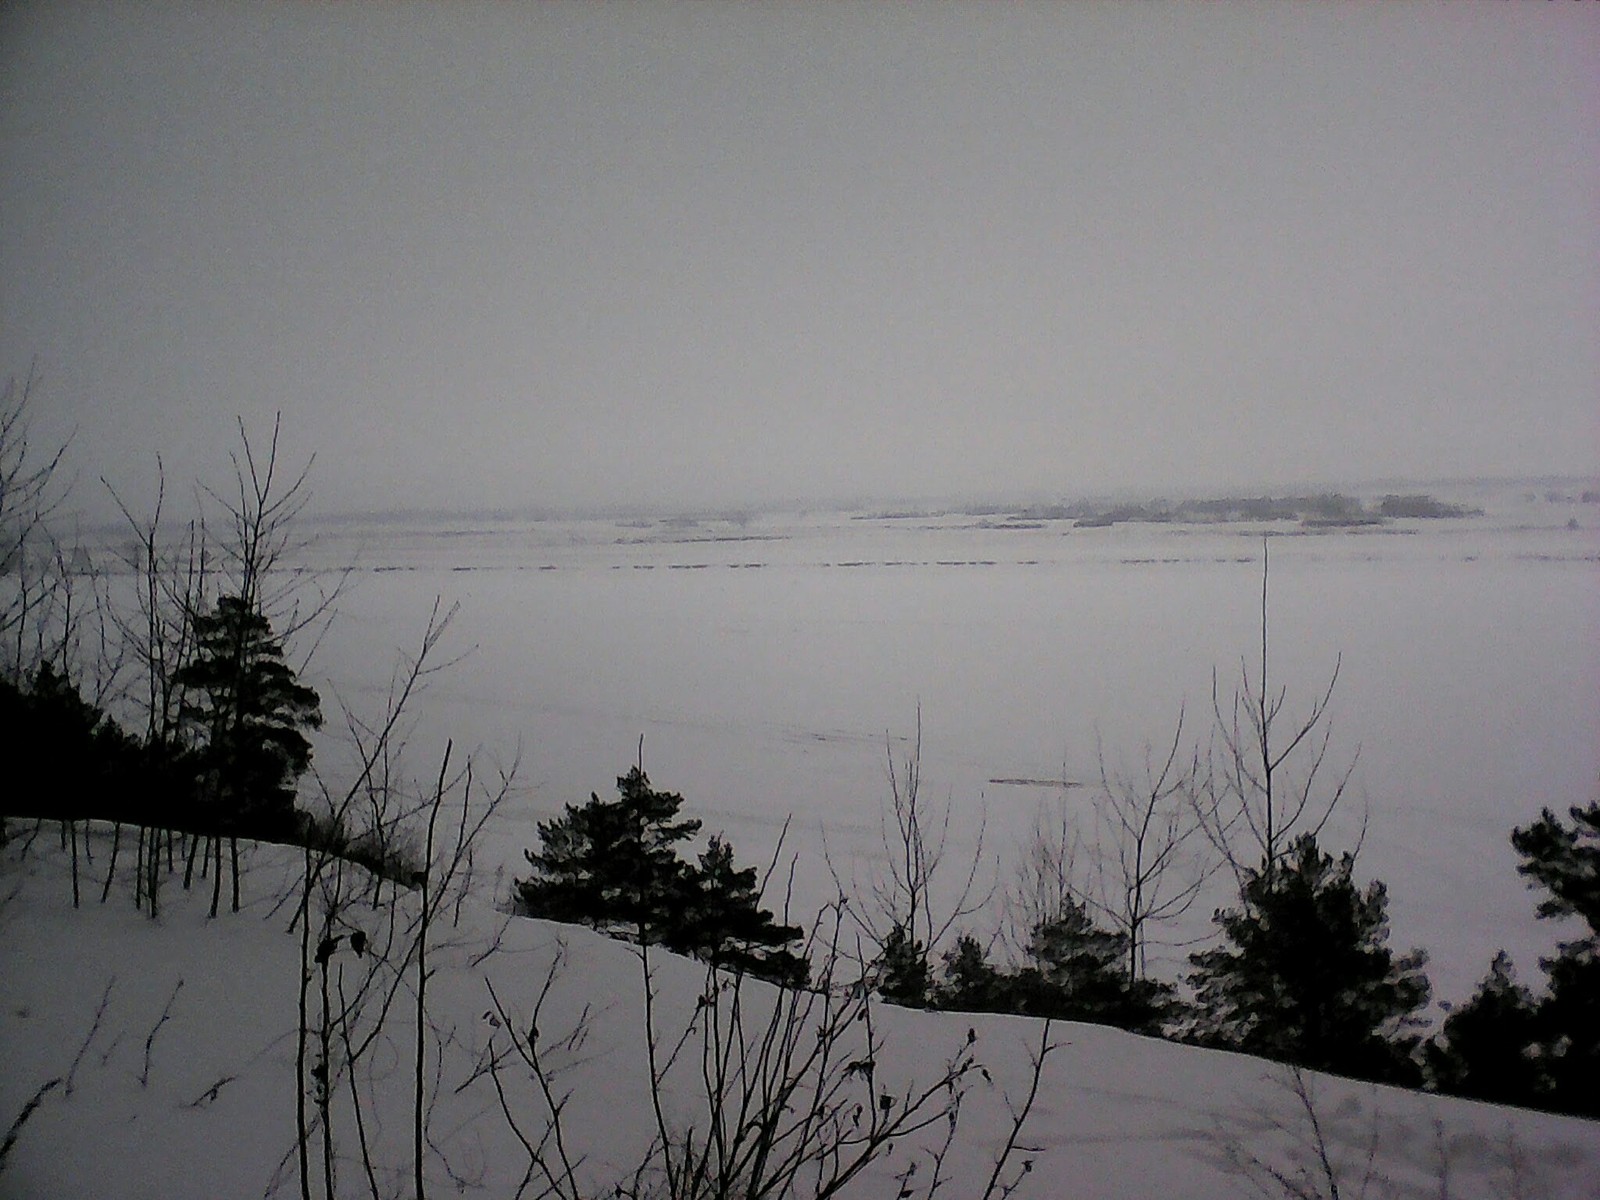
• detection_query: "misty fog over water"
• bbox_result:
[263,482,1600,1014]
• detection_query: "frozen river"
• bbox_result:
[294,486,1599,1012]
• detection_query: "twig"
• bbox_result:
[185,1074,239,1108]
[979,1019,1059,1200]
[139,978,184,1087]
[65,977,116,1097]
[415,739,452,1200]
[0,1078,63,1171]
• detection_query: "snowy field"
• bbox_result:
[260,483,1600,1014]
[4,833,1600,1200]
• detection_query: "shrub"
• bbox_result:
[928,904,1176,1034]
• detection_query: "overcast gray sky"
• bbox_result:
[2,2,1595,519]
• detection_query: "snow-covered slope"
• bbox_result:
[3,830,1596,1200]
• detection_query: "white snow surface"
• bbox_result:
[4,830,1598,1200]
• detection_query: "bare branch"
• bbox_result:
[1196,540,1363,886]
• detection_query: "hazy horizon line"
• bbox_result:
[268,469,1599,529]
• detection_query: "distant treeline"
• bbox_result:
[957,492,1483,528]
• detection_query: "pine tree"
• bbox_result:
[1425,951,1543,1107]
[14,663,153,815]
[1017,899,1175,1033]
[1189,834,1430,1084]
[1512,800,1600,932]
[1535,948,1600,1117]
[516,768,805,984]
[876,923,932,1008]
[1512,800,1599,1116]
[174,594,322,841]
[678,836,806,985]
[1028,902,1127,997]
[926,907,1174,1030]
[1426,802,1599,1116]
[518,767,698,934]
[937,934,1006,1013]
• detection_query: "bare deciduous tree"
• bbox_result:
[1006,713,1214,988]
[1214,1067,1390,1200]
[1211,1066,1552,1200]
[100,464,212,913]
[1,367,72,666]
[208,414,344,648]
[105,461,211,751]
[1199,540,1359,886]
[1,369,128,869]
[1083,711,1216,984]
[1005,788,1084,958]
[170,415,347,916]
[828,707,994,998]
[278,598,515,1200]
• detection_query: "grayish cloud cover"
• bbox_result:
[2,2,1595,518]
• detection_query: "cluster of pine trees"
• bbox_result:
[874,902,1175,1036]
[4,596,322,847]
[514,767,1600,1120]
[855,830,1433,1085]
[887,808,1598,1116]
[3,395,337,909]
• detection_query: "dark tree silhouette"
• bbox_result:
[1189,833,1430,1085]
[1513,800,1599,1116]
[4,664,121,806]
[518,767,700,931]
[516,767,804,984]
[1427,801,1599,1117]
[877,922,933,1008]
[929,908,1174,1033]
[938,933,1006,1013]
[1513,799,1600,933]
[1015,900,1175,1033]
[1425,951,1544,1108]
[678,834,807,985]
[1,664,146,830]
[1535,943,1600,1118]
[174,594,322,914]
[0,662,188,825]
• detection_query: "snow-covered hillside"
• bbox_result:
[3,829,1597,1200]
